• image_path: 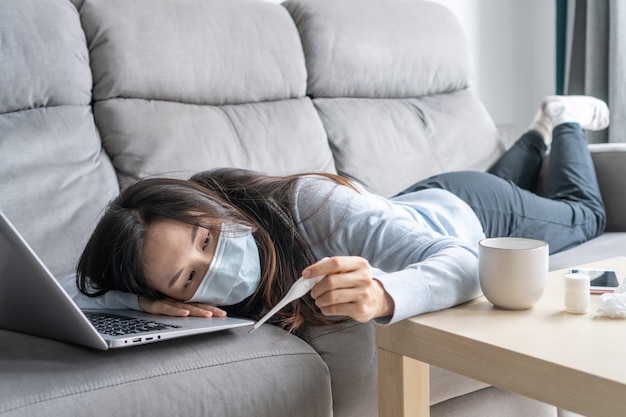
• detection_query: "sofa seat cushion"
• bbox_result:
[431,386,556,417]
[0,325,332,417]
[301,321,378,417]
[429,365,490,406]
[549,232,626,271]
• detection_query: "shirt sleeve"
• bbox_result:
[293,177,482,325]
[58,273,141,311]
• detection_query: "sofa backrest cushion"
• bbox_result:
[79,0,335,189]
[285,0,503,197]
[0,0,119,277]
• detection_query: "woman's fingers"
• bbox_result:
[313,275,387,322]
[304,256,394,322]
[187,302,228,317]
[138,297,227,318]
[303,256,368,281]
[138,297,189,316]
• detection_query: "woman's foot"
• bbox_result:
[528,95,610,146]
[528,105,553,144]
[542,95,610,131]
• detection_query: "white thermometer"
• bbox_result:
[248,274,325,334]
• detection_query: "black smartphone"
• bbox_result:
[569,268,620,294]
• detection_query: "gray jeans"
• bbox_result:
[395,123,606,254]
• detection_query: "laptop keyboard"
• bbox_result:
[85,312,181,336]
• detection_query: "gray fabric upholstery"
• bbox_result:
[0,325,332,417]
[81,0,307,105]
[0,0,91,113]
[285,0,502,196]
[286,0,472,99]
[80,0,334,189]
[549,232,626,271]
[431,386,557,417]
[430,366,490,406]
[313,93,502,196]
[95,98,334,188]
[588,143,626,231]
[0,0,118,277]
[538,143,626,232]
[301,321,379,417]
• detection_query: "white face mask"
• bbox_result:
[186,223,261,306]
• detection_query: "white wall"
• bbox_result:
[431,0,556,138]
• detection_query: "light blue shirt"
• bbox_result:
[292,177,485,324]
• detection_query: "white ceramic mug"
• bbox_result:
[478,237,549,310]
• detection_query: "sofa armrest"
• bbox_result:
[589,143,626,232]
[537,143,626,232]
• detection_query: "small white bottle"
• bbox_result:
[564,273,590,314]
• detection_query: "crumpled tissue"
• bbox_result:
[597,279,626,318]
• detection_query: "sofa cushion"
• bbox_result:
[286,0,472,99]
[549,232,626,271]
[78,0,334,189]
[313,93,502,196]
[285,0,502,197]
[82,0,306,106]
[0,325,333,417]
[94,98,332,188]
[431,386,555,417]
[0,0,118,277]
[301,321,378,417]
[589,144,626,231]
[0,0,91,114]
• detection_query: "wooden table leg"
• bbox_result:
[378,347,430,417]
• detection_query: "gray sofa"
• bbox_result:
[1,0,625,416]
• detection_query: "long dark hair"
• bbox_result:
[77,168,355,332]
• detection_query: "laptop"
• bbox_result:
[0,211,254,350]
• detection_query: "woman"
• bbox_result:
[67,95,609,333]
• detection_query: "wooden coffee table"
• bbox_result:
[377,256,626,417]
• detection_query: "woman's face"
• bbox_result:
[141,219,220,301]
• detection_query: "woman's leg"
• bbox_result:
[485,95,610,193]
[483,96,554,192]
[548,123,604,206]
[486,131,546,192]
[396,96,609,254]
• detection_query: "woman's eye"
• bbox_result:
[186,271,195,286]
[202,234,210,250]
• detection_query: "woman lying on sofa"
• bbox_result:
[66,95,609,332]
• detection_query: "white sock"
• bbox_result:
[542,95,610,131]
[528,107,553,145]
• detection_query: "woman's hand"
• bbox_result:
[303,256,394,322]
[138,296,227,318]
